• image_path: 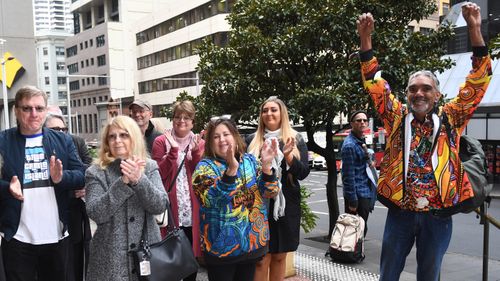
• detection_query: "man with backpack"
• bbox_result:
[357,2,491,281]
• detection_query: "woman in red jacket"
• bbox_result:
[151,100,204,281]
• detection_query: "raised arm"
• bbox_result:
[462,2,485,47]
[357,12,374,52]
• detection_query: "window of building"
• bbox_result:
[91,77,95,84]
[68,63,78,74]
[97,5,105,24]
[43,47,48,56]
[93,97,97,103]
[94,113,98,133]
[66,45,77,57]
[56,47,65,56]
[83,99,86,106]
[56,62,65,71]
[110,0,119,21]
[99,96,103,102]
[44,62,49,70]
[85,11,92,29]
[85,41,88,48]
[74,12,80,34]
[82,79,85,86]
[58,91,67,100]
[69,81,80,91]
[84,115,88,133]
[87,78,90,85]
[86,59,89,67]
[89,39,93,47]
[97,55,106,66]
[57,77,66,85]
[91,58,94,65]
[77,99,81,107]
[45,77,50,85]
[80,42,83,50]
[96,35,105,47]
[81,61,84,68]
[98,75,107,86]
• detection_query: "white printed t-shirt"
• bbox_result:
[13,133,67,245]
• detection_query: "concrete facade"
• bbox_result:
[35,31,71,108]
[133,0,233,128]
[0,0,38,130]
[65,0,171,141]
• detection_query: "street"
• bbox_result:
[300,170,500,261]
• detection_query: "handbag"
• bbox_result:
[130,201,199,281]
[155,145,190,227]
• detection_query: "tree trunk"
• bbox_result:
[325,153,339,240]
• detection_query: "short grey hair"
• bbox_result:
[406,70,440,93]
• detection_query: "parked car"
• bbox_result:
[308,151,314,168]
[312,155,327,170]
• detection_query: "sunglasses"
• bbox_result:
[107,132,130,142]
[50,126,68,133]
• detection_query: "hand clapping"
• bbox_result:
[261,138,278,175]
[121,156,146,186]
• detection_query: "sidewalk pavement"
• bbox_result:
[196,184,500,280]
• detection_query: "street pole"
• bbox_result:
[66,69,72,134]
[1,56,14,130]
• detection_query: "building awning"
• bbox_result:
[436,53,500,107]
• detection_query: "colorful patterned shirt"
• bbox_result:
[192,153,278,263]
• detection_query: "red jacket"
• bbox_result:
[152,134,205,257]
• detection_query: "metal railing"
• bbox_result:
[475,195,500,281]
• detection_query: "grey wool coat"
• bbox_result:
[85,159,168,281]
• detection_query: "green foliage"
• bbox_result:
[196,0,454,141]
[158,91,205,132]
[491,33,500,60]
[88,147,97,161]
[300,185,318,233]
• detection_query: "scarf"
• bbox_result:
[264,129,286,221]
[164,130,194,161]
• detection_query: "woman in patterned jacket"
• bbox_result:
[192,118,279,281]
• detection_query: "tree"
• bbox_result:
[195,0,453,238]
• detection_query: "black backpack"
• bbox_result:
[432,114,492,216]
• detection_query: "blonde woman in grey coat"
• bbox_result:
[85,115,168,281]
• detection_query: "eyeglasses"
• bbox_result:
[19,106,46,113]
[173,116,193,122]
[107,132,130,142]
[354,119,368,123]
[50,126,68,133]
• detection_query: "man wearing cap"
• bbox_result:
[341,110,377,237]
[129,100,162,153]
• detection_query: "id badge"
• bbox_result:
[140,260,151,276]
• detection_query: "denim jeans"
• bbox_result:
[379,208,452,281]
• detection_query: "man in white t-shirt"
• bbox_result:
[0,86,85,281]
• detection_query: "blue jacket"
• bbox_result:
[0,127,86,241]
[341,133,375,208]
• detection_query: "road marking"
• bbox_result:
[310,187,326,191]
[312,211,329,215]
[307,199,328,204]
[307,180,322,184]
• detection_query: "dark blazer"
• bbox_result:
[0,127,85,241]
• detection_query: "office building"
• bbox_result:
[66,0,170,141]
[134,0,234,127]
[0,0,38,129]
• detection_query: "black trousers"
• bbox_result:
[206,261,256,281]
[1,237,69,281]
[180,226,197,281]
[345,197,371,237]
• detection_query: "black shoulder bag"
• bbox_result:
[130,145,199,281]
